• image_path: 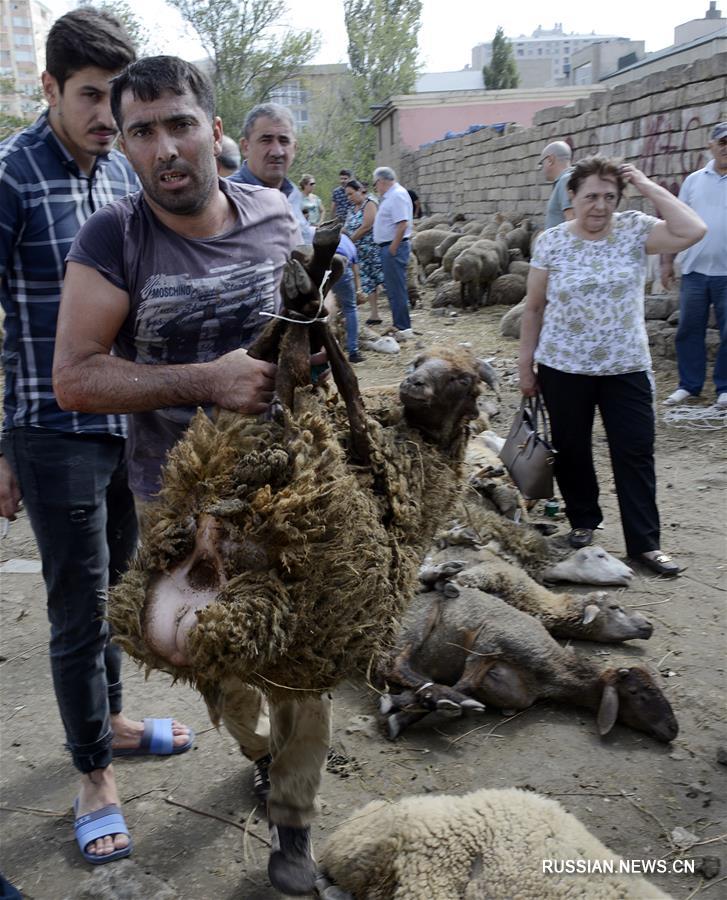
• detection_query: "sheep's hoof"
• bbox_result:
[460,699,486,712]
[435,699,461,710]
[379,694,395,715]
[386,715,403,740]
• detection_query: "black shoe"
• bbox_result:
[568,527,593,549]
[252,752,271,803]
[268,823,317,895]
[637,552,684,577]
[348,351,366,363]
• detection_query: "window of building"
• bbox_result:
[268,79,308,107]
[517,49,523,56]
[389,115,394,145]
[12,16,31,27]
[14,50,34,61]
[14,33,33,45]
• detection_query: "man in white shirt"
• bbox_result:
[662,123,727,408]
[372,166,414,335]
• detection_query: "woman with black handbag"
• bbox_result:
[518,156,706,576]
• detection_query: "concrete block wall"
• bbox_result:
[401,52,727,224]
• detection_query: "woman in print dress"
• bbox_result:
[519,156,706,576]
[343,179,384,325]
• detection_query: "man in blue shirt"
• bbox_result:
[662,123,727,409]
[0,10,192,865]
[538,140,574,230]
[229,102,313,242]
[332,168,353,223]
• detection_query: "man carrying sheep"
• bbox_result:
[53,56,328,895]
[538,140,574,229]
[373,166,415,336]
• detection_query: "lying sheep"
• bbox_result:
[488,273,527,306]
[507,259,530,278]
[413,213,449,232]
[426,266,448,288]
[410,228,453,270]
[438,502,635,587]
[378,584,678,742]
[420,551,651,641]
[432,280,464,308]
[500,298,525,338]
[319,788,672,899]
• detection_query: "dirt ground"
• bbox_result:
[1,298,725,900]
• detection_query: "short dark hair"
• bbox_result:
[345,179,363,191]
[45,7,136,91]
[339,169,352,177]
[567,155,625,199]
[110,56,215,129]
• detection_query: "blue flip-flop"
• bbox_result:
[112,717,195,758]
[74,799,132,865]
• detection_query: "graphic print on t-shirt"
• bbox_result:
[134,259,276,365]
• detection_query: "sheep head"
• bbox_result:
[399,348,487,452]
[597,667,678,743]
[578,594,653,643]
[543,546,634,586]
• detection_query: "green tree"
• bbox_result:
[344,0,422,175]
[76,0,158,56]
[167,0,319,138]
[483,26,519,90]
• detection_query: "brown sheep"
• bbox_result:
[410,228,453,270]
[109,344,495,700]
[505,220,537,260]
[378,585,678,743]
[432,280,462,308]
[441,235,479,274]
[500,299,525,338]
[413,214,449,233]
[508,260,530,278]
[451,242,500,308]
[488,273,527,306]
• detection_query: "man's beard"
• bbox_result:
[143,162,217,216]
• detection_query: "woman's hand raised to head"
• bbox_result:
[618,163,651,192]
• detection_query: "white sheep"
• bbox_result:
[319,788,672,899]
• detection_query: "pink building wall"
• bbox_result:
[399,99,578,149]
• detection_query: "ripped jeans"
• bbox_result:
[3,428,137,773]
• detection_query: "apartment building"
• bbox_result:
[0,0,51,119]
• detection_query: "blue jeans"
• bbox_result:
[332,267,359,355]
[379,241,412,330]
[3,429,137,773]
[676,272,727,396]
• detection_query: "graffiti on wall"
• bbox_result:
[637,113,706,194]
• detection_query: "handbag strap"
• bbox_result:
[526,394,552,444]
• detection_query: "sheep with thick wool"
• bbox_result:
[319,788,671,899]
[109,346,492,700]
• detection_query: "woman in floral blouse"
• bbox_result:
[519,156,706,576]
[344,179,384,325]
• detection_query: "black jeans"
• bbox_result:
[3,428,137,773]
[537,366,659,557]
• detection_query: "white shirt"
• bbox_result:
[676,160,727,276]
[372,182,413,244]
[531,211,658,376]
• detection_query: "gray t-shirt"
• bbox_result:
[544,167,573,230]
[68,178,300,498]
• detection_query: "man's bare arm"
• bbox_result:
[53,262,277,414]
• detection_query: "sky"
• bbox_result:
[44,0,712,71]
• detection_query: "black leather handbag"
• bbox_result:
[499,395,556,500]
